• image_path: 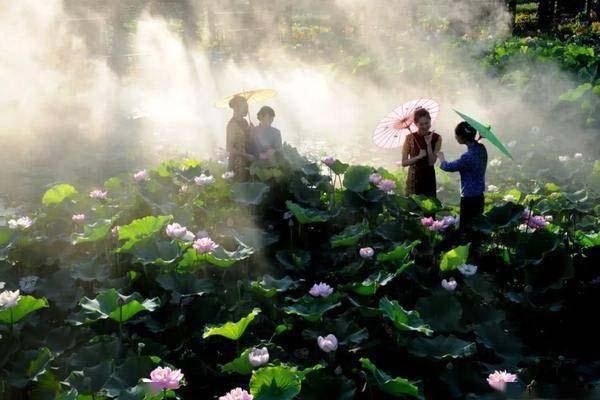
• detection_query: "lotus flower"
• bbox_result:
[72,214,86,224]
[321,156,336,167]
[369,173,382,184]
[429,220,446,232]
[318,334,338,353]
[441,278,457,291]
[0,290,21,309]
[421,217,434,227]
[133,170,150,182]
[19,276,39,294]
[544,215,553,222]
[490,159,502,167]
[111,226,120,238]
[222,171,235,180]
[377,179,396,193]
[487,185,499,193]
[574,153,583,160]
[219,388,253,400]
[558,155,569,163]
[527,215,548,230]
[194,174,215,186]
[458,264,477,276]
[165,223,189,239]
[309,282,334,297]
[0,282,4,290]
[142,366,184,392]
[359,247,374,259]
[441,216,458,228]
[503,194,516,203]
[248,347,269,367]
[193,237,218,254]
[8,216,33,230]
[89,190,108,200]
[487,370,517,392]
[182,230,195,242]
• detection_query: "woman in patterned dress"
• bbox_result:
[400,108,442,198]
[226,96,255,180]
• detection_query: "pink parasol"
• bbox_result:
[373,98,440,149]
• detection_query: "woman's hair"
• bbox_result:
[257,106,275,119]
[228,95,247,109]
[455,121,477,142]
[413,108,431,122]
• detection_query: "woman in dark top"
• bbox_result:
[401,108,442,198]
[225,96,255,180]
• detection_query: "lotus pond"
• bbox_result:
[1,141,600,400]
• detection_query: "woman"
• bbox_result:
[249,106,282,161]
[226,96,254,180]
[401,108,442,198]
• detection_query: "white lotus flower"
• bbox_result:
[8,216,33,230]
[0,290,21,309]
[487,185,499,193]
[248,347,269,367]
[503,194,516,202]
[490,159,502,167]
[558,156,569,163]
[458,264,478,277]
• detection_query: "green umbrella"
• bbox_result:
[454,109,513,160]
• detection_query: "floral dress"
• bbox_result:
[404,132,441,198]
[226,117,251,180]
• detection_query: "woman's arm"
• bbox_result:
[401,137,427,167]
[427,136,442,166]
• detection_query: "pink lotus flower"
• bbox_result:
[194,174,215,186]
[318,334,338,353]
[193,237,218,254]
[376,179,396,193]
[421,217,434,227]
[248,347,269,367]
[441,278,457,291]
[165,223,189,239]
[487,370,517,392]
[359,247,374,259]
[89,190,108,200]
[72,214,86,224]
[133,170,149,182]
[111,226,120,238]
[309,282,334,297]
[429,220,446,231]
[222,171,235,180]
[574,153,583,160]
[142,366,184,392]
[219,388,253,400]
[522,210,548,230]
[369,173,382,184]
[321,156,336,167]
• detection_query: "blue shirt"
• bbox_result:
[440,142,488,197]
[249,126,282,155]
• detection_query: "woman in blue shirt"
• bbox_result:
[438,122,488,232]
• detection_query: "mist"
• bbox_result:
[0,0,592,204]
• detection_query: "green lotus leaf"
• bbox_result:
[284,294,342,322]
[117,215,172,251]
[251,275,298,298]
[440,244,470,272]
[359,358,423,399]
[286,201,330,224]
[42,184,78,206]
[0,295,49,324]
[330,222,369,248]
[203,308,261,340]
[71,219,113,245]
[408,335,476,359]
[221,348,254,375]
[343,166,373,192]
[77,289,159,324]
[379,297,433,336]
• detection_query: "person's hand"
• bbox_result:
[418,149,427,159]
[424,134,433,146]
[437,151,445,163]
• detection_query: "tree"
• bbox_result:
[506,0,517,31]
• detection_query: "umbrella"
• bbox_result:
[373,98,440,149]
[453,110,513,160]
[215,89,277,108]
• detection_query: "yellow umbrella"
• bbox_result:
[215,89,278,108]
